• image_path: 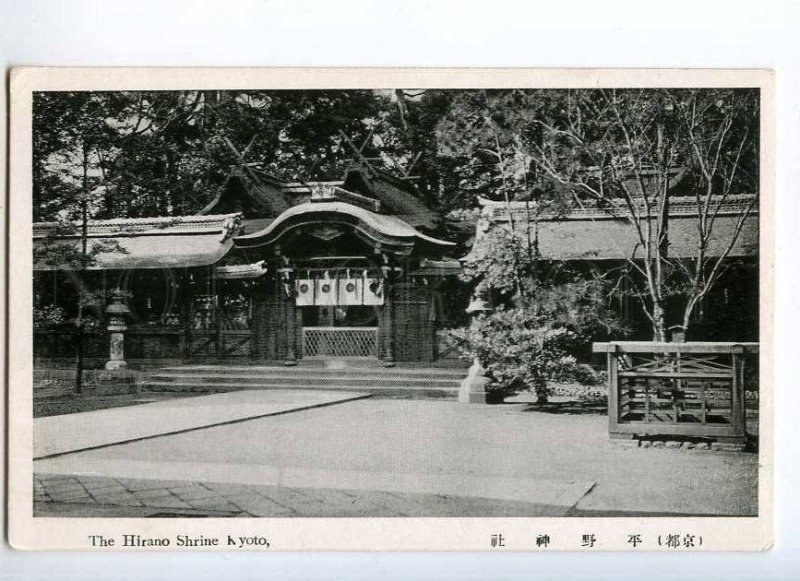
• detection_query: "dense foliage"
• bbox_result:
[446,265,625,402]
[34,89,759,391]
[32,90,463,221]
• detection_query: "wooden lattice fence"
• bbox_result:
[592,341,759,446]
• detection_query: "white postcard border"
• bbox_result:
[8,67,774,551]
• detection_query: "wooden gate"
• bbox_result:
[187,294,253,359]
[219,301,252,358]
[302,327,379,358]
[250,295,299,361]
[393,283,435,362]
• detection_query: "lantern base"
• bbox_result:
[105,360,128,371]
[458,359,491,404]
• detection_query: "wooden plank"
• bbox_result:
[619,372,731,381]
[622,396,694,405]
[613,423,739,437]
[647,412,678,423]
[731,352,746,439]
[593,341,759,354]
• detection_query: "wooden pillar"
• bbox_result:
[381,262,395,367]
[276,250,296,366]
[250,278,264,361]
[731,345,746,441]
[212,266,222,358]
[295,308,303,359]
[284,292,296,366]
[181,269,192,360]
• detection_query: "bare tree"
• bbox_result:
[437,88,759,341]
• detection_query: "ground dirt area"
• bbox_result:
[34,395,758,517]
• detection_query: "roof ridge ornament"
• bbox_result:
[311,184,337,200]
[309,184,381,212]
[219,215,243,243]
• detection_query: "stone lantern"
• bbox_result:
[105,288,131,370]
[459,290,493,404]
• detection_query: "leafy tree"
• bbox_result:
[446,278,619,403]
[34,90,409,219]
[33,92,123,392]
[452,214,625,402]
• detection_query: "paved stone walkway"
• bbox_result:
[34,474,570,518]
[35,457,595,508]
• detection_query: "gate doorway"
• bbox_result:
[300,305,379,358]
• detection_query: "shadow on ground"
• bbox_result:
[34,392,197,418]
[518,399,608,415]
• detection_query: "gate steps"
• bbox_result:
[146,373,461,387]
[157,364,466,377]
[141,364,467,400]
[141,382,458,399]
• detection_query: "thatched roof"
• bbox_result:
[199,168,289,217]
[465,195,759,263]
[342,163,439,232]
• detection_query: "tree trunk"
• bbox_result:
[74,309,84,394]
[653,302,667,342]
[680,295,700,341]
[535,377,549,404]
[74,142,89,395]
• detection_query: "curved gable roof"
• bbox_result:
[234,202,454,256]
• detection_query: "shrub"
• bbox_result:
[446,275,624,402]
[447,303,605,403]
[33,304,66,329]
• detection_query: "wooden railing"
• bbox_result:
[592,341,759,445]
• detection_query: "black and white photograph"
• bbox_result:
[8,68,772,551]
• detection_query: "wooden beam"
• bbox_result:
[593,341,759,354]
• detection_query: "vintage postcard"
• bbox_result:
[7,68,773,551]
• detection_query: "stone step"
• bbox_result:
[156,365,467,379]
[146,373,462,388]
[142,364,467,401]
[141,382,459,399]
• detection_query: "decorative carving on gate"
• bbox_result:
[308,225,344,241]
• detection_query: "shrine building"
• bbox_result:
[33,163,463,367]
[33,161,760,371]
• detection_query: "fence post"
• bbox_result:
[731,344,746,441]
[608,343,621,438]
